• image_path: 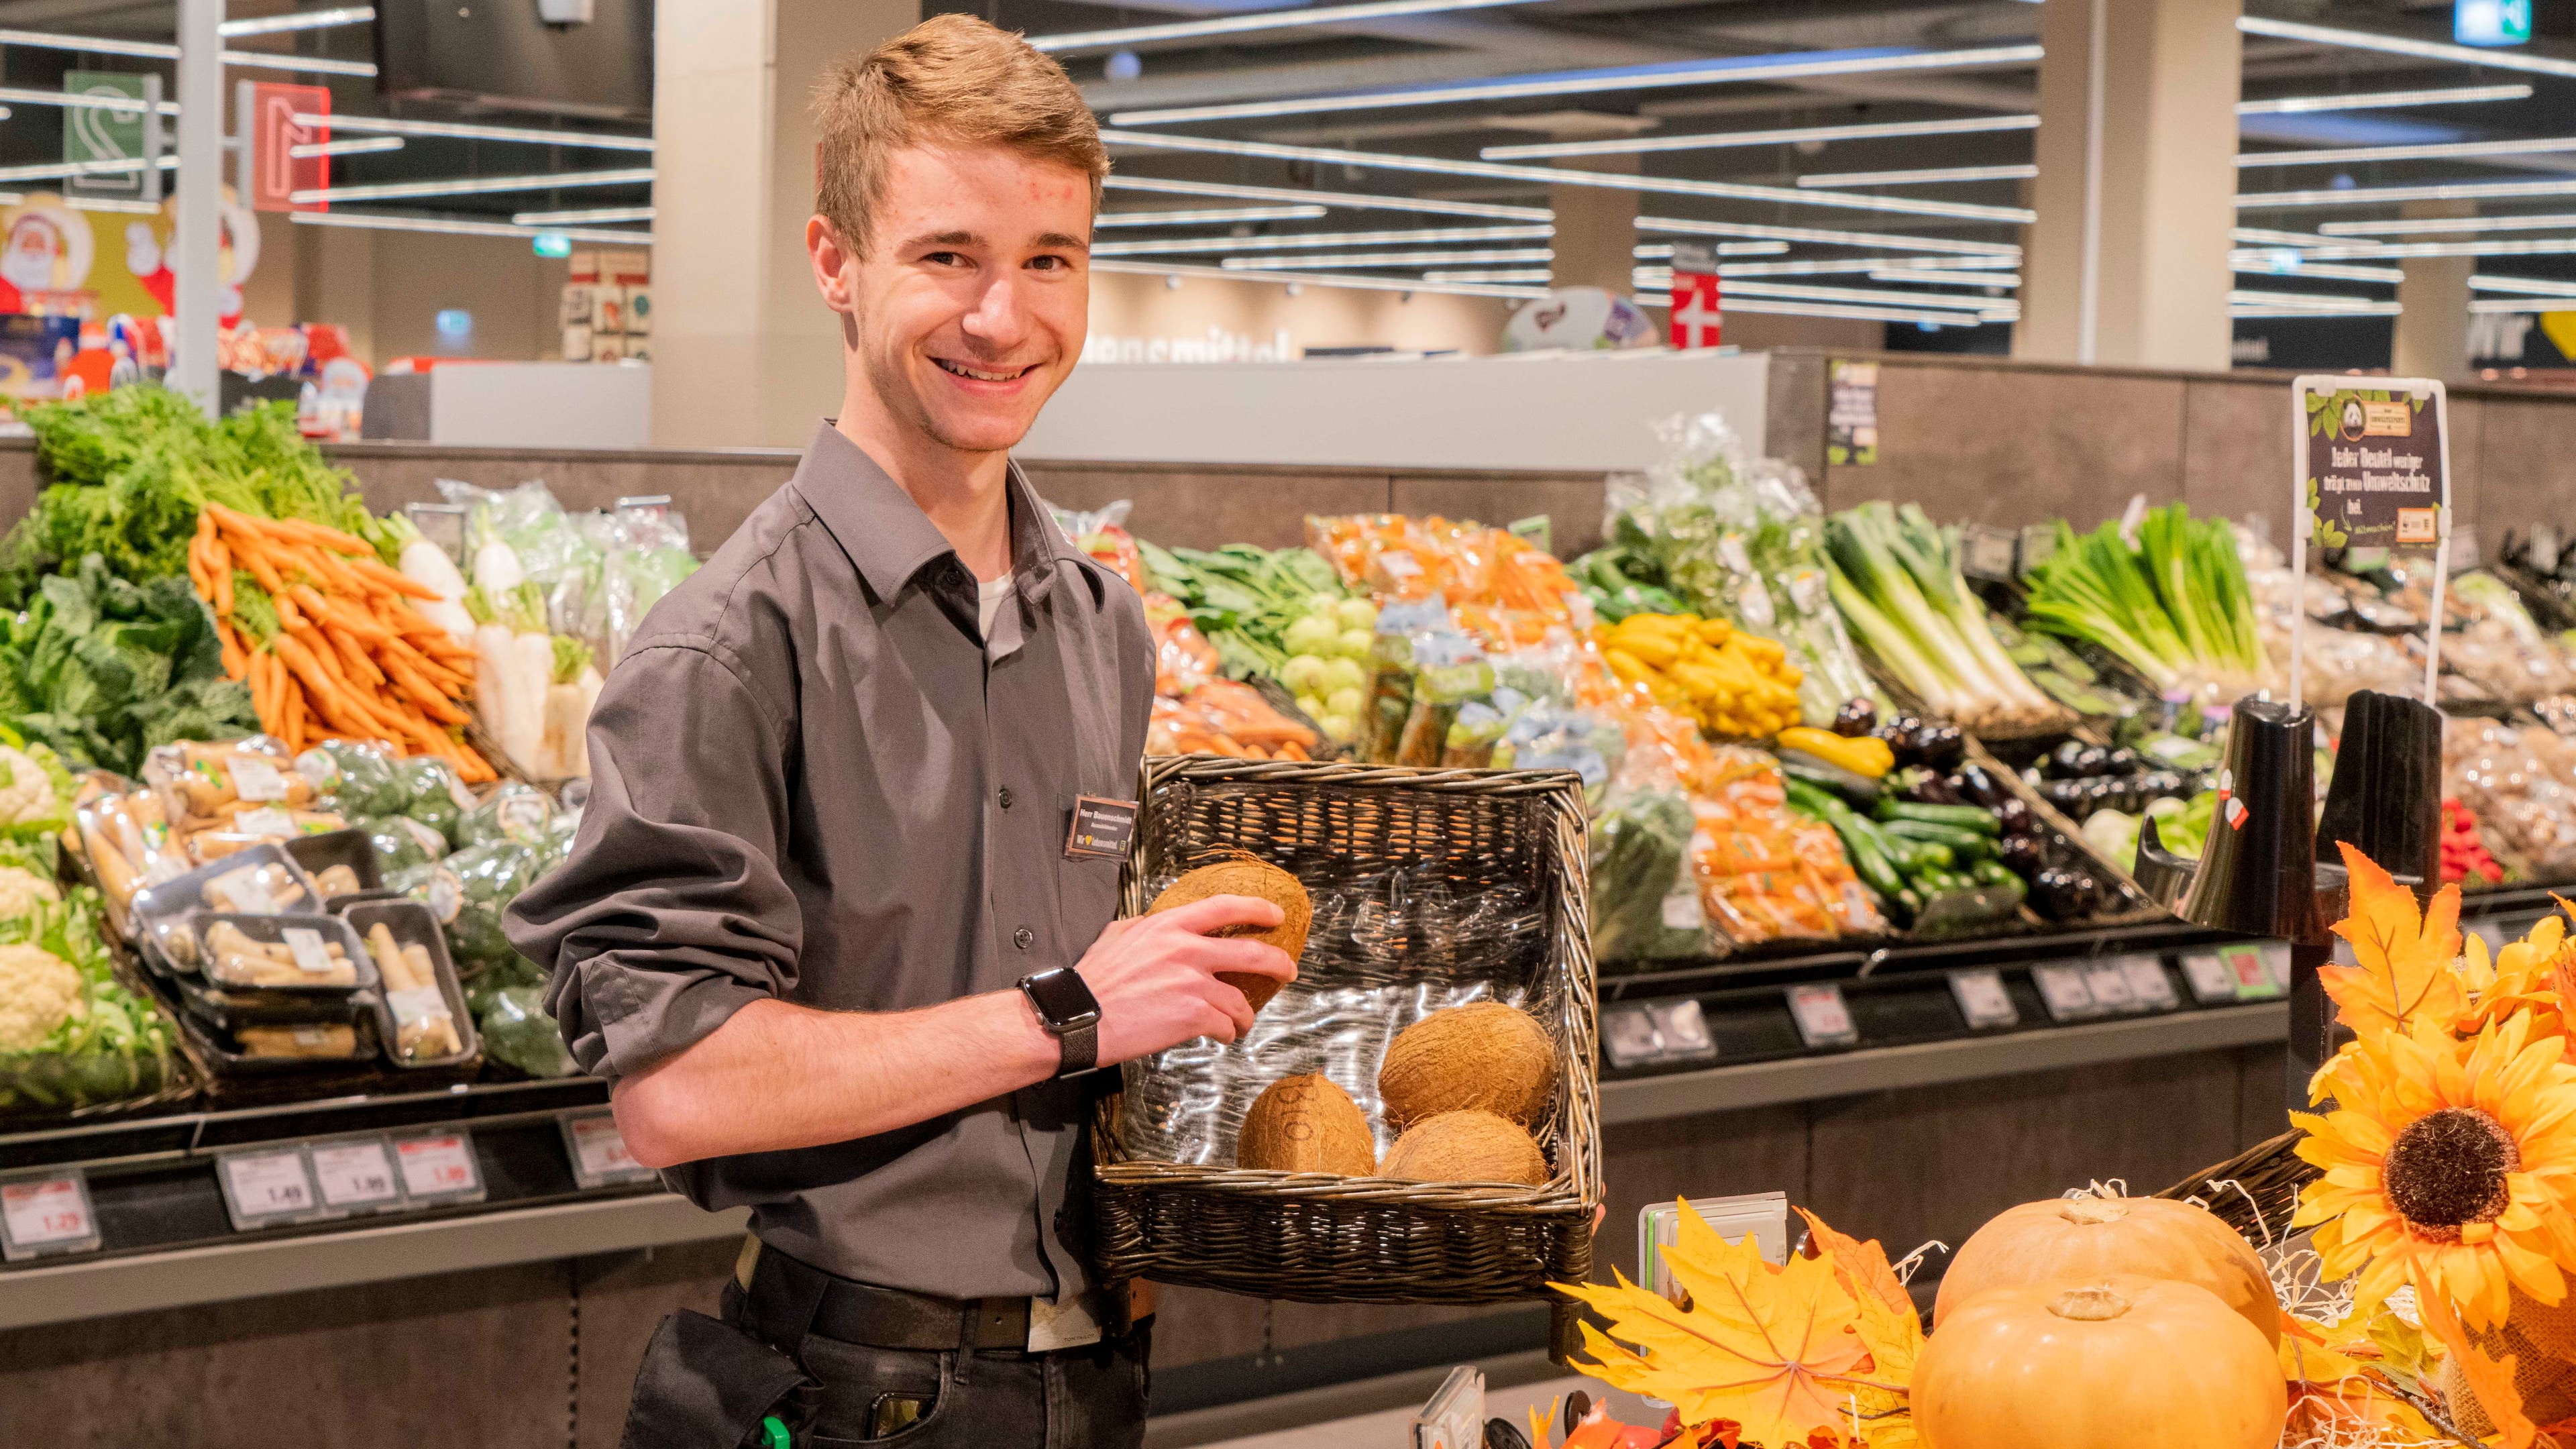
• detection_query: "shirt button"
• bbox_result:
[1014,926,1034,950]
[998,787,1014,810]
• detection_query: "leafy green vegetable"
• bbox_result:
[2021,505,2267,694]
[1140,539,1347,679]
[1821,502,2061,730]
[0,554,258,774]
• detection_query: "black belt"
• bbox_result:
[738,1243,1049,1354]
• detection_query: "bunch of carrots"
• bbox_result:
[184,503,496,782]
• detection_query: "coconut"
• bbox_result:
[1146,854,1311,1012]
[1380,1110,1548,1186]
[1236,1072,1377,1177]
[1377,1002,1556,1129]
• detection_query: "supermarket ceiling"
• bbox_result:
[5,1,2576,325]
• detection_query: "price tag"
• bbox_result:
[1601,1002,1665,1070]
[393,1132,484,1203]
[2081,960,2139,1012]
[2263,944,2295,991]
[2018,524,2059,575]
[1962,525,2019,583]
[1647,999,1715,1061]
[0,1169,100,1260]
[1949,969,2019,1030]
[2121,957,2180,1011]
[2031,964,2098,1021]
[2220,944,2281,1001]
[280,926,334,975]
[217,1146,324,1229]
[1660,888,1705,932]
[1786,983,1858,1049]
[560,1112,657,1190]
[2179,953,2237,1004]
[233,806,296,837]
[309,1136,405,1213]
[2532,524,2563,576]
[228,755,290,802]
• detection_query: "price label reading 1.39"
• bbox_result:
[217,1147,324,1230]
[394,1132,486,1205]
[0,1170,101,1260]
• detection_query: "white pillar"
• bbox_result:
[2391,199,2473,381]
[651,0,920,447]
[2017,0,2243,370]
[170,0,225,412]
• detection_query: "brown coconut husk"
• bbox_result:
[1380,1109,1548,1185]
[1378,1002,1557,1129]
[2443,1286,2576,1435]
[1146,852,1312,1012]
[1236,1072,1377,1177]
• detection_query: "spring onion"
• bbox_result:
[2022,504,2267,694]
[1823,502,2065,730]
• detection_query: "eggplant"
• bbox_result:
[1998,833,2045,873]
[1876,716,1926,765]
[1918,724,1967,769]
[1954,762,2010,808]
[2044,740,2092,780]
[1907,773,1966,806]
[1993,797,2035,836]
[1833,700,1878,737]
[2029,865,2090,921]
[2102,747,2147,777]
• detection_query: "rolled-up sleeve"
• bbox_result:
[506,642,800,1083]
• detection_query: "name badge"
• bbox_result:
[1064,796,1139,861]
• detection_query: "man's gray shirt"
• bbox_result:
[506,422,1155,1301]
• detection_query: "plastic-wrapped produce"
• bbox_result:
[1589,767,1705,965]
[389,838,540,973]
[298,739,407,818]
[455,782,554,850]
[393,756,468,848]
[478,985,578,1077]
[2445,718,2576,879]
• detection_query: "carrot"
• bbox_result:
[218,626,246,684]
[280,678,306,754]
[263,517,372,555]
[325,625,384,688]
[272,634,368,735]
[351,556,442,600]
[208,537,232,616]
[380,633,470,693]
[245,649,273,725]
[227,531,290,596]
[386,658,471,726]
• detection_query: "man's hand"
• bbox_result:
[1075,895,1297,1064]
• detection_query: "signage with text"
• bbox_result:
[250,83,330,213]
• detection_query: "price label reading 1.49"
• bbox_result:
[0,1171,101,1260]
[217,1147,323,1230]
[394,1132,486,1205]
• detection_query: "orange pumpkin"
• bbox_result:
[1932,1193,2280,1346]
[1916,1277,2289,1449]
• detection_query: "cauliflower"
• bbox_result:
[0,745,57,826]
[0,944,82,1051]
[0,867,61,923]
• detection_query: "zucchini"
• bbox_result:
[1873,799,2001,835]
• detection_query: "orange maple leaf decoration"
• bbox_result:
[1558,1204,1911,1448]
[2320,840,2467,1042]
[2418,1290,2545,1449]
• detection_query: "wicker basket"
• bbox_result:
[1091,756,1603,1318]
[2155,1128,2316,1243]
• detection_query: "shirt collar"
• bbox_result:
[790,422,1085,606]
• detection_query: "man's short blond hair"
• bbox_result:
[813,14,1109,259]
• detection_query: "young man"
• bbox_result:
[506,16,1293,1446]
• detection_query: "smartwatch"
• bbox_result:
[1018,967,1102,1077]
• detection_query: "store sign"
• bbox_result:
[62,72,150,199]
[1668,241,1722,350]
[1827,359,1879,466]
[2294,377,2447,554]
[1081,327,1293,364]
[249,83,330,213]
[2457,0,2532,46]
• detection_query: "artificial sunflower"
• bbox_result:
[2459,912,2576,1044]
[2294,1010,2576,1332]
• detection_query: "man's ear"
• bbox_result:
[808,215,857,313]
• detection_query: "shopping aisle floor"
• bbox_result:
[1191,1375,1660,1448]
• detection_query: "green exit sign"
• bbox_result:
[2458,0,2532,46]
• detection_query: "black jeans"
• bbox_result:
[718,1282,1152,1449]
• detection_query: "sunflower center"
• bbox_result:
[2384,1107,2519,1235]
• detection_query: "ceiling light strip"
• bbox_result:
[2236,83,2534,114]
[2291,236,2576,260]
[2241,136,2576,168]
[1100,128,2035,224]
[2238,15,2576,81]
[2228,287,2397,312]
[291,166,655,205]
[1095,205,1328,228]
[1032,0,1542,54]
[1796,163,2037,189]
[2320,211,2576,237]
[220,5,374,36]
[1481,113,2038,162]
[2224,256,2406,284]
[1719,278,2006,312]
[0,83,173,115]
[1868,269,2023,287]
[2469,297,2576,313]
[0,154,171,182]
[2233,226,2340,246]
[1636,214,2021,258]
[1715,254,2018,278]
[2240,177,2576,209]
[1097,224,1553,257]
[1108,44,2045,127]
[1221,247,1555,270]
[1423,269,1552,283]
[513,205,656,225]
[1091,256,1546,301]
[2467,275,2576,297]
[292,112,654,153]
[290,136,402,159]
[290,209,653,246]
[1104,173,1546,221]
[0,24,373,74]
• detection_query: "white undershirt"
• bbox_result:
[979,574,1016,641]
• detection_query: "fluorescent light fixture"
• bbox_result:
[1423,269,1553,283]
[1797,163,2037,189]
[221,5,374,36]
[290,209,654,246]
[2221,254,2406,284]
[1109,44,2045,127]
[292,166,654,205]
[291,136,402,159]
[2233,226,2340,246]
[2238,15,2576,81]
[513,205,657,225]
[1481,113,2038,162]
[2286,237,2576,260]
[1095,205,1328,228]
[1869,268,2022,287]
[0,192,164,214]
[1715,254,2017,278]
[0,154,172,182]
[2228,287,2401,313]
[1092,256,1545,301]
[2240,136,2576,168]
[1630,278,2006,326]
[1031,0,1541,54]
[293,112,654,153]
[0,83,174,116]
[0,28,378,75]
[1101,129,2036,224]
[1632,241,1790,259]
[2236,83,2533,115]
[1098,224,1552,257]
[1638,214,2021,258]
[2319,211,2576,237]
[1221,248,1555,270]
[2469,275,2576,297]
[1104,173,1547,221]
[2240,176,2576,209]
[1720,279,2011,313]
[226,52,374,76]
[2471,297,2576,312]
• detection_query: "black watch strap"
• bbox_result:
[1018,969,1102,1079]
[1055,1019,1097,1077]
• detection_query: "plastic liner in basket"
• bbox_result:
[1113,782,1564,1173]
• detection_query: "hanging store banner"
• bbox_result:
[250,83,330,213]
[1667,240,1722,350]
[62,72,147,199]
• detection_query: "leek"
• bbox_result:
[2022,504,2267,693]
[1823,502,2064,729]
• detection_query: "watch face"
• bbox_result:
[1023,968,1101,1028]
